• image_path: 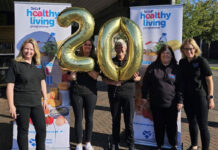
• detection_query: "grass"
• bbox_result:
[210,67,218,70]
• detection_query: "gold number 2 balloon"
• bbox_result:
[57,7,95,72]
[97,17,143,81]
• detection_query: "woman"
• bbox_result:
[68,40,99,150]
[102,39,141,150]
[142,45,183,150]
[6,38,48,150]
[179,38,215,150]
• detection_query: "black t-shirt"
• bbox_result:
[5,60,45,106]
[103,56,136,96]
[72,58,100,95]
[179,56,212,97]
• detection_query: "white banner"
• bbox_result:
[13,2,71,149]
[130,5,183,150]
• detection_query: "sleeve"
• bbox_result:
[141,65,152,99]
[5,60,16,83]
[175,66,184,104]
[41,65,46,80]
[200,57,212,77]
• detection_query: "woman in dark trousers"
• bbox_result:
[6,38,48,150]
[142,45,183,150]
[179,38,215,150]
[68,40,99,150]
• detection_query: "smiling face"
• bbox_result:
[160,48,172,65]
[115,44,127,60]
[82,40,92,56]
[183,43,196,60]
[22,43,35,61]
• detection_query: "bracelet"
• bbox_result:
[44,97,48,101]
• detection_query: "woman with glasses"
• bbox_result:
[179,38,215,150]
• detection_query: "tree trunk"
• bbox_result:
[200,39,203,50]
[207,42,211,58]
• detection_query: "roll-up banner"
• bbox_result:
[130,5,183,150]
[13,2,71,149]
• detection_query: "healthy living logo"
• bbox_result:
[140,10,171,28]
[26,7,60,28]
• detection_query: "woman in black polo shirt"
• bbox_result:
[6,38,48,150]
[179,38,215,150]
[142,45,183,150]
[68,40,99,150]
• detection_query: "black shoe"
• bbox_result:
[111,143,120,150]
[170,146,178,150]
[129,145,135,150]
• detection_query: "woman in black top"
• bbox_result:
[6,38,48,150]
[68,40,99,150]
[179,38,215,150]
[142,45,183,150]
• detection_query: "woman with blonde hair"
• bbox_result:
[6,38,48,150]
[179,38,215,150]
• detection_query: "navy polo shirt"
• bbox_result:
[179,56,212,97]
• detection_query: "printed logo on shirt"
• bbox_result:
[35,64,42,69]
[192,63,199,68]
[168,73,176,79]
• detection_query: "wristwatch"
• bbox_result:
[208,95,214,99]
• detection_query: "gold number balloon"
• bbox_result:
[97,17,143,81]
[57,7,95,72]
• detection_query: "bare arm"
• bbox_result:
[41,79,48,110]
[88,70,99,80]
[6,83,17,119]
[205,76,215,109]
[102,77,121,86]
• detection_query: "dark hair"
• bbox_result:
[155,44,177,65]
[78,39,96,58]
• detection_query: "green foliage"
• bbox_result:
[42,41,58,58]
[176,0,218,43]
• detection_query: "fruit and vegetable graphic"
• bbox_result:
[144,33,181,57]
[55,115,68,126]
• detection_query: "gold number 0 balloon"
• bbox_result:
[57,7,95,72]
[97,17,143,81]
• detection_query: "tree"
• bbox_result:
[176,0,218,58]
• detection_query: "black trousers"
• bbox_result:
[151,105,178,147]
[70,93,97,143]
[184,95,210,150]
[108,94,135,146]
[16,105,46,150]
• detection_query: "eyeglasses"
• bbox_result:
[183,47,194,51]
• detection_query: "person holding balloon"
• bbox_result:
[5,38,48,150]
[102,39,141,150]
[142,44,183,150]
[68,40,100,150]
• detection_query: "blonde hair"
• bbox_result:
[16,38,41,65]
[180,38,201,58]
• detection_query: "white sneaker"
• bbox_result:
[75,144,83,150]
[85,143,94,150]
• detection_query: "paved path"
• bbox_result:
[0,70,217,150]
